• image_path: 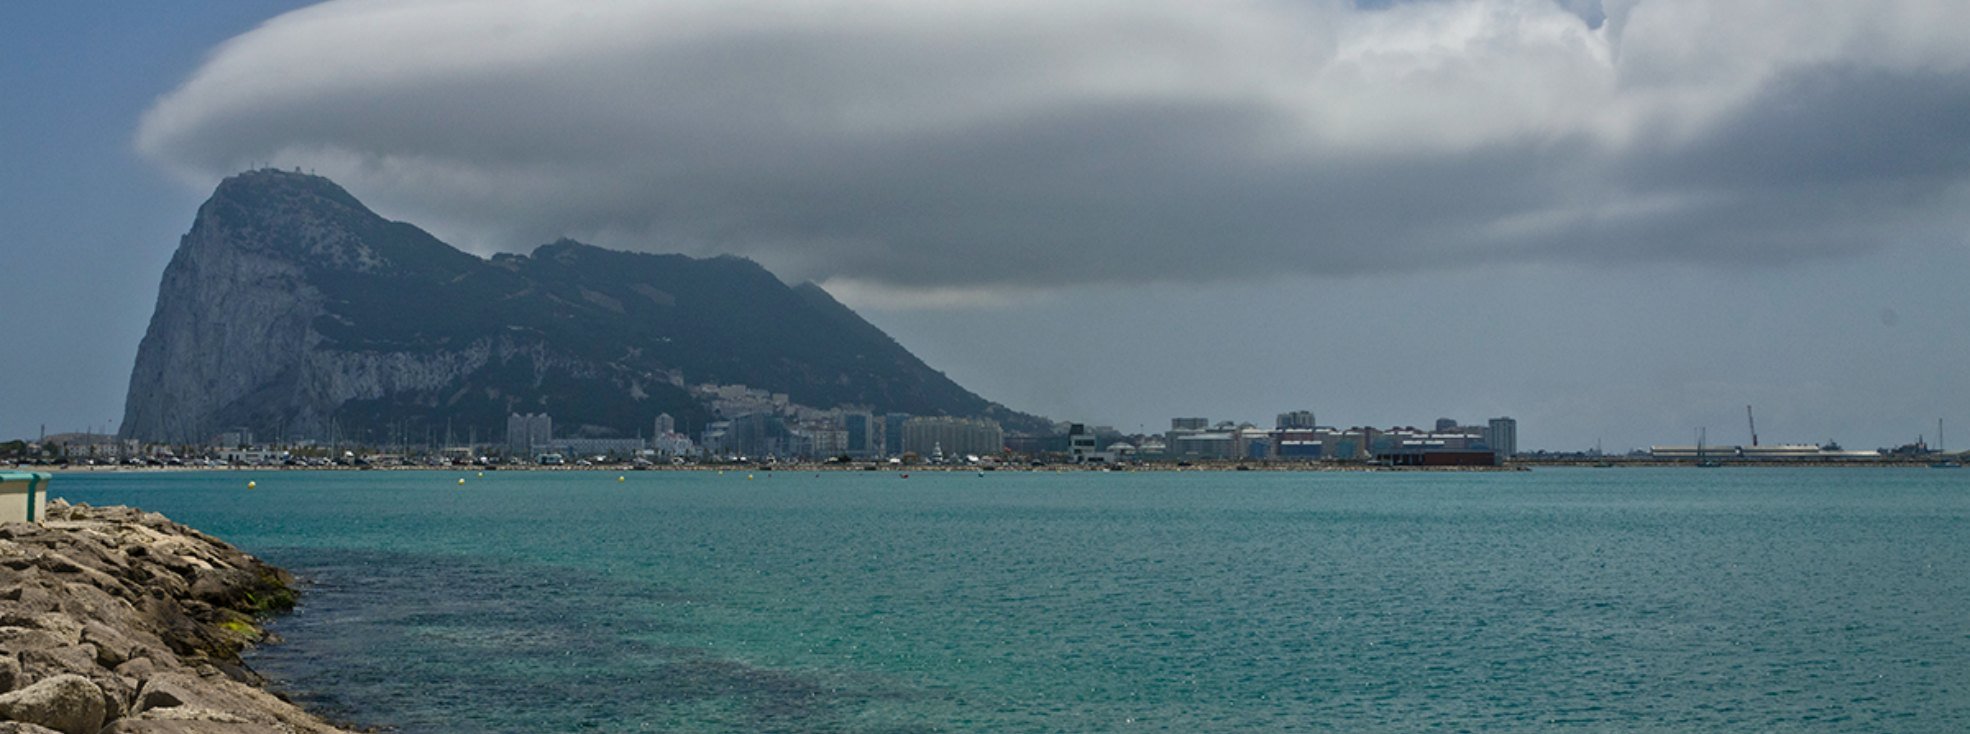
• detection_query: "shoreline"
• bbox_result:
[31,462,1518,474]
[0,501,356,733]
[24,459,1955,475]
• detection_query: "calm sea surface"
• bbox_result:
[53,468,1970,732]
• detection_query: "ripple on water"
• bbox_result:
[48,468,1970,732]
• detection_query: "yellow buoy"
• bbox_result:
[618,475,626,482]
[748,474,754,480]
[477,471,484,477]
[458,478,466,485]
[246,481,256,489]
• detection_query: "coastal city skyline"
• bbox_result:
[6,4,1970,733]
[6,2,1970,454]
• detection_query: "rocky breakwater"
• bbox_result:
[0,500,350,734]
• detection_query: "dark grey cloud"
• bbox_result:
[1631,65,1970,189]
[137,0,1970,305]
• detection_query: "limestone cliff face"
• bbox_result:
[120,170,1042,444]
[121,174,333,444]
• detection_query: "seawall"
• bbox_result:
[0,500,351,734]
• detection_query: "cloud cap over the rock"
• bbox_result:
[138,0,1970,293]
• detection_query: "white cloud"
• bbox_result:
[138,0,1970,291]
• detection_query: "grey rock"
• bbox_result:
[133,677,191,714]
[0,505,356,733]
[123,672,347,733]
[0,656,19,692]
[187,569,256,608]
[82,622,138,668]
[18,645,99,680]
[0,674,105,734]
[110,658,155,683]
[0,721,63,734]
[104,721,275,733]
[23,615,82,647]
[0,627,64,651]
[91,670,136,723]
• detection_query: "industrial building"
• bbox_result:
[1156,414,1516,464]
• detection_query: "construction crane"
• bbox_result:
[1746,405,1759,447]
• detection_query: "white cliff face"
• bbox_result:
[287,337,593,438]
[119,172,605,443]
[120,211,325,444]
[118,171,518,444]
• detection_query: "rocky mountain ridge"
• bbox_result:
[120,170,1045,445]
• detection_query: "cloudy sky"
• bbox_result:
[6,0,1969,451]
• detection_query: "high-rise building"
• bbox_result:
[655,413,676,436]
[804,426,850,458]
[1171,417,1209,431]
[1067,423,1097,462]
[1435,417,1459,432]
[884,413,911,456]
[723,413,788,458]
[1277,411,1317,429]
[1486,417,1518,458]
[507,413,553,456]
[901,417,1003,458]
[842,412,885,458]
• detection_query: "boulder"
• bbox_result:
[122,672,348,733]
[0,722,63,734]
[131,676,193,715]
[0,674,105,734]
[103,720,274,733]
[18,644,100,680]
[81,622,137,669]
[187,570,256,609]
[111,658,155,683]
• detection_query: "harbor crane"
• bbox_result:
[1746,405,1759,447]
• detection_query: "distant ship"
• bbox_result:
[1650,442,1883,462]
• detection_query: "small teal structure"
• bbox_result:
[0,472,51,524]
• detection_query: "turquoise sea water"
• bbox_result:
[52,468,1970,732]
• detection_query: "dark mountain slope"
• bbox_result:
[121,169,1046,445]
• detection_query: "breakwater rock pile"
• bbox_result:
[0,501,350,734]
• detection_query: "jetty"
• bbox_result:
[0,500,350,734]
